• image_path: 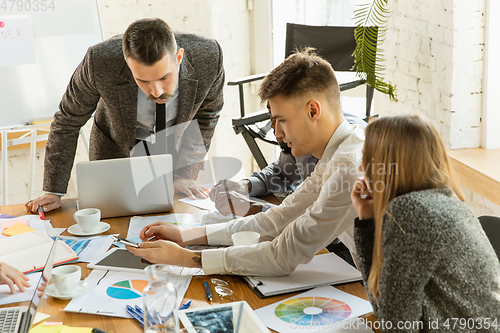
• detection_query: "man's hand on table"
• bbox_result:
[174,177,209,200]
[139,221,183,244]
[209,179,251,200]
[127,221,208,268]
[213,190,265,216]
[126,240,202,268]
[25,193,61,214]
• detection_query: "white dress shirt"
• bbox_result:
[201,120,365,276]
[136,84,179,141]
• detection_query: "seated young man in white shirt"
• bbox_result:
[127,48,365,276]
[208,110,365,217]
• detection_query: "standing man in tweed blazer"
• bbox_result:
[26,18,224,214]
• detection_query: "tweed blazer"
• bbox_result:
[354,188,500,332]
[43,32,224,194]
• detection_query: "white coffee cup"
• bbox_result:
[51,265,81,295]
[73,208,101,232]
[231,231,260,246]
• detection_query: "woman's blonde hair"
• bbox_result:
[363,115,463,301]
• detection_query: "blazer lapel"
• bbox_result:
[117,64,138,149]
[175,55,198,147]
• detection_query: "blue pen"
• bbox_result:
[126,305,144,328]
[135,305,157,325]
[204,281,213,302]
[179,300,191,310]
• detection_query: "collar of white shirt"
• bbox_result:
[319,119,356,164]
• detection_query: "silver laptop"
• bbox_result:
[76,155,174,218]
[0,235,58,333]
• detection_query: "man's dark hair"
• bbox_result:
[259,47,340,110]
[123,18,176,66]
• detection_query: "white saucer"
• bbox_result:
[67,222,110,236]
[46,281,90,300]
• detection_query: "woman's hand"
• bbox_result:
[0,263,30,294]
[351,177,374,220]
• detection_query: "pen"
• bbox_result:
[223,179,237,219]
[126,305,144,328]
[158,300,193,325]
[204,280,213,302]
[179,300,191,310]
[37,206,45,220]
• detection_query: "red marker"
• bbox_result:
[38,206,45,220]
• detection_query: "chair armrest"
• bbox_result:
[232,109,270,126]
[339,79,365,91]
[228,73,268,86]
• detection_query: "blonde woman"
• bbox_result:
[351,115,500,332]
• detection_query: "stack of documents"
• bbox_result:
[244,253,362,298]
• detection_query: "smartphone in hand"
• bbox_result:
[111,235,140,248]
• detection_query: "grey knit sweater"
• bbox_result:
[354,188,500,332]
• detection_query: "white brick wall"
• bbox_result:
[376,0,484,150]
[375,0,498,214]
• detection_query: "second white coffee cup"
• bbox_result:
[51,265,81,295]
[231,231,260,246]
[73,208,101,232]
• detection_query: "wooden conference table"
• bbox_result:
[0,197,379,333]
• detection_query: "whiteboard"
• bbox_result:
[0,0,103,128]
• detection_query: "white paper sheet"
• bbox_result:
[179,194,271,214]
[254,286,373,333]
[179,196,217,211]
[0,215,48,240]
[0,272,42,306]
[246,253,362,297]
[44,220,66,237]
[63,269,192,318]
[127,211,235,239]
[58,235,115,263]
[0,16,36,67]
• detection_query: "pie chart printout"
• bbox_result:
[274,296,352,326]
[106,279,148,300]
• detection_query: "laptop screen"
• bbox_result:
[76,155,174,218]
[21,235,59,333]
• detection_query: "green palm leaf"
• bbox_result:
[353,0,397,101]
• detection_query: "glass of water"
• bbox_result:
[143,264,179,333]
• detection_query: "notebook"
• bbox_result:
[76,155,174,218]
[0,235,59,333]
[243,253,362,298]
[0,232,78,274]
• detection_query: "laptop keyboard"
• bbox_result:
[0,308,21,333]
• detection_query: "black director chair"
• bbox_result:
[229,23,377,169]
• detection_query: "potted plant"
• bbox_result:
[353,0,397,101]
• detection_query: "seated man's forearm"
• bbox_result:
[179,226,208,246]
